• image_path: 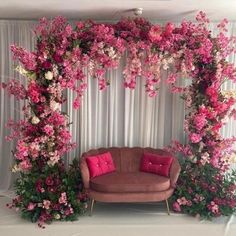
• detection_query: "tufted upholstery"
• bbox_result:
[86,152,115,178]
[80,147,181,203]
[140,152,173,177]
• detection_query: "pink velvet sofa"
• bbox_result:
[80,147,181,215]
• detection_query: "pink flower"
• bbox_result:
[58,129,71,142]
[193,114,207,131]
[16,140,28,160]
[64,207,74,216]
[27,202,36,211]
[166,74,177,84]
[173,202,181,212]
[35,179,45,193]
[28,81,41,104]
[19,159,32,171]
[59,192,67,204]
[11,45,36,71]
[73,98,80,109]
[164,22,174,36]
[148,25,162,43]
[43,125,54,136]
[189,133,202,143]
[43,200,51,210]
[207,201,220,215]
[45,176,54,186]
[177,197,189,206]
[3,80,27,100]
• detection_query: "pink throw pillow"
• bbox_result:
[140,153,173,177]
[86,152,116,178]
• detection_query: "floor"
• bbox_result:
[0,195,235,236]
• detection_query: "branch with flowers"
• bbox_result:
[1,11,236,225]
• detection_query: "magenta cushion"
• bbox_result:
[86,152,116,178]
[140,153,173,177]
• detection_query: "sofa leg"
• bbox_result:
[90,199,95,216]
[165,199,170,215]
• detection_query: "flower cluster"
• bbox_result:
[8,160,88,227]
[2,12,236,225]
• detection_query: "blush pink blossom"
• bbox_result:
[189,133,202,143]
[148,25,162,43]
[19,159,32,171]
[193,114,207,131]
[43,125,54,136]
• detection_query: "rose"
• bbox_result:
[45,71,53,80]
[45,176,54,186]
[54,214,61,220]
[43,200,51,210]
[36,179,45,193]
[27,202,36,211]
[173,202,181,212]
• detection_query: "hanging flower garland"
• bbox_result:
[2,11,236,225]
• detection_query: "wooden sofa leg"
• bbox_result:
[165,199,170,215]
[90,199,95,216]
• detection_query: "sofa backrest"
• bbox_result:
[81,147,174,173]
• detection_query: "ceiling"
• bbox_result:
[0,0,236,22]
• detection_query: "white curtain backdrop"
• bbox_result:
[0,20,236,193]
[64,68,186,165]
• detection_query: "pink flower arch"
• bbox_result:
[2,11,236,225]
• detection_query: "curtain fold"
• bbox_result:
[1,20,236,191]
[0,20,36,192]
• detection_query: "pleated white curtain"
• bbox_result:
[0,20,236,193]
[64,68,186,165]
[0,20,36,193]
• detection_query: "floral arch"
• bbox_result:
[2,11,236,225]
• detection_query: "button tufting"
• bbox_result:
[149,162,152,165]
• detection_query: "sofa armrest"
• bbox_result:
[169,158,181,188]
[80,156,90,189]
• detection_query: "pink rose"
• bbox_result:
[173,202,181,212]
[43,200,51,210]
[45,176,54,186]
[27,202,36,211]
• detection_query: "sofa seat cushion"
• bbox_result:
[90,172,170,193]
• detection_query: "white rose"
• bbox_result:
[45,71,53,80]
[54,214,61,220]
[31,116,40,124]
